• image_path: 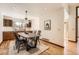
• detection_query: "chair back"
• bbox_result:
[13,32,20,41]
[37,30,41,36]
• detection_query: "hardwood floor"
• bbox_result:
[64,41,77,55]
[0,40,64,55]
[0,40,10,55]
[77,39,79,54]
[40,40,64,55]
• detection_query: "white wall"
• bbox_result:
[27,16,40,31]
[68,5,76,41]
[0,14,3,43]
[64,4,70,54]
[39,8,64,46]
[0,4,26,32]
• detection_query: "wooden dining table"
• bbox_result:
[17,32,39,50]
[18,32,37,38]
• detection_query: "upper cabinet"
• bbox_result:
[3,16,13,27]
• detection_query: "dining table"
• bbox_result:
[17,32,39,50]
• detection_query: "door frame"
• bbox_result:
[76,6,79,42]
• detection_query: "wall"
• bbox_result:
[39,8,64,46]
[0,4,25,32]
[27,16,40,31]
[0,14,3,43]
[68,5,76,41]
[64,4,70,54]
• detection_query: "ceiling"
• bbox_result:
[0,3,63,8]
[0,3,64,18]
[0,3,63,11]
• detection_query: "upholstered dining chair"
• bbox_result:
[26,35,40,50]
[36,30,41,44]
[13,32,27,53]
[37,30,41,36]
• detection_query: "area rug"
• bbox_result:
[8,40,49,55]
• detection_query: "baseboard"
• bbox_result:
[68,40,77,43]
[41,38,64,48]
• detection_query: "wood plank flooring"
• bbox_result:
[40,40,64,55]
[0,40,10,55]
[64,41,77,55]
[67,41,77,55]
[0,40,64,55]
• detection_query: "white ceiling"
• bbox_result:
[0,3,63,8]
[0,3,63,18]
[0,3,63,11]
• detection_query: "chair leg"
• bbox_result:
[15,41,18,49]
[17,42,20,53]
[38,39,40,45]
[24,40,28,51]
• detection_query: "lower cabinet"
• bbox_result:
[3,31,33,41]
[3,31,15,41]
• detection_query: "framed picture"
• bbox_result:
[27,20,31,28]
[44,20,51,30]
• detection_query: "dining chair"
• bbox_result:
[27,35,40,50]
[37,30,41,36]
[13,32,27,53]
[36,30,41,44]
